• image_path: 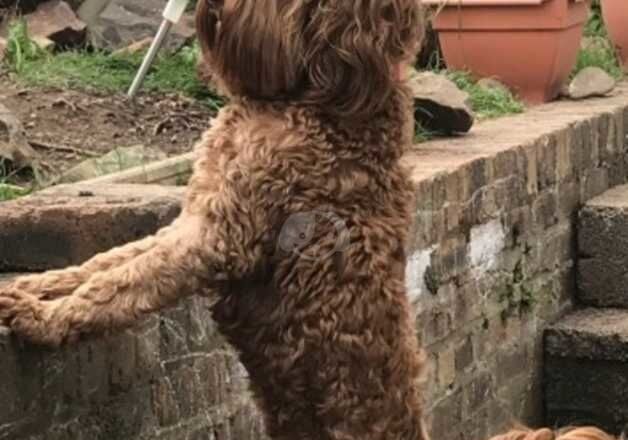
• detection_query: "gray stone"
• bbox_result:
[25,0,87,47]
[59,145,167,183]
[0,103,39,170]
[85,0,195,51]
[578,184,628,308]
[0,183,184,271]
[409,70,474,134]
[568,67,617,100]
[545,308,628,434]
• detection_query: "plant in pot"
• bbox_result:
[422,0,591,104]
[600,0,628,72]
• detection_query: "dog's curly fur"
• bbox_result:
[489,427,618,440]
[0,1,618,440]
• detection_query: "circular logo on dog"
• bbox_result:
[278,209,349,260]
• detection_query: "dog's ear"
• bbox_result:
[302,0,423,120]
[195,0,224,58]
[194,0,307,99]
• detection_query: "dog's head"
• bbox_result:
[195,0,423,120]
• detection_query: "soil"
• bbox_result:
[0,72,215,185]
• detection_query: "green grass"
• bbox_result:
[0,183,29,201]
[0,161,31,201]
[447,71,525,120]
[574,41,623,79]
[584,0,604,38]
[3,20,223,110]
[414,123,437,143]
[576,2,623,79]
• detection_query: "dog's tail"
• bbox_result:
[487,427,618,440]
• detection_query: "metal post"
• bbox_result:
[127,19,173,99]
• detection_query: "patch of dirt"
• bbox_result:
[0,73,215,184]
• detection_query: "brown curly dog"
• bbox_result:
[0,1,617,440]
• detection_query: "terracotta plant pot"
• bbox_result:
[601,0,628,71]
[423,0,590,104]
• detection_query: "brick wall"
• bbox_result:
[0,298,265,439]
[1,87,628,439]
[408,86,628,439]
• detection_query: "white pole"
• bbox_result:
[127,0,189,99]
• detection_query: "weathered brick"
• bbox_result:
[580,167,610,201]
[536,135,558,190]
[430,390,463,440]
[437,346,456,388]
[464,371,493,412]
[537,225,573,272]
[532,190,558,230]
[455,336,474,373]
[556,180,581,221]
[555,128,575,182]
[495,346,530,387]
[152,376,181,427]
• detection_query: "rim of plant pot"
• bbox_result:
[422,0,585,5]
[425,0,589,31]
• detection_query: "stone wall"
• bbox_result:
[1,87,628,439]
[408,85,628,439]
[0,184,265,440]
[0,298,265,440]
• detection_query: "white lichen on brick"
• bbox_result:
[405,246,436,303]
[469,219,506,273]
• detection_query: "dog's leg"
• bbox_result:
[0,216,221,346]
[3,220,181,301]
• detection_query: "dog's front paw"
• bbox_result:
[0,289,66,347]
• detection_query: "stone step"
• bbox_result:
[0,183,184,272]
[578,184,628,308]
[544,308,628,435]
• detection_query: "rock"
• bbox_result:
[559,83,570,98]
[0,183,184,271]
[112,36,152,56]
[31,35,55,51]
[0,103,39,170]
[25,0,86,47]
[59,144,167,183]
[477,77,511,95]
[85,0,195,52]
[567,67,616,100]
[409,70,474,134]
[77,0,113,27]
[0,37,6,63]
